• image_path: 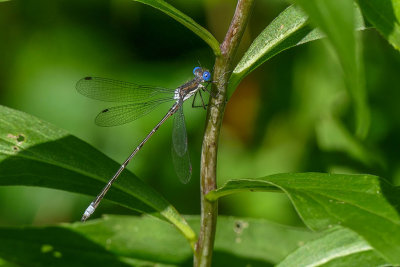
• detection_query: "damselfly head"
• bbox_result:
[193,67,211,82]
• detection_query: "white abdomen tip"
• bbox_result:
[81,204,95,221]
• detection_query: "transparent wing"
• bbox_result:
[171,103,192,184]
[95,99,172,127]
[172,103,188,157]
[76,77,175,103]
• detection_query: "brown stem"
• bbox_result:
[194,0,255,266]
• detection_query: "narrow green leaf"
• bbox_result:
[228,4,366,97]
[277,227,387,267]
[207,173,400,264]
[228,5,310,98]
[356,0,400,51]
[0,105,196,247]
[293,0,369,138]
[0,215,319,266]
[132,0,220,56]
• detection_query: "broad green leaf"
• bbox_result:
[132,0,220,56]
[0,215,319,266]
[227,4,366,99]
[293,0,369,138]
[0,105,196,247]
[357,0,400,51]
[207,173,400,264]
[277,227,387,267]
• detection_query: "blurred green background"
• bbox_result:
[0,0,399,228]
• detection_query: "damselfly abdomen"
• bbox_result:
[76,67,212,221]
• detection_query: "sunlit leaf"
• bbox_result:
[228,5,309,98]
[0,215,319,266]
[0,105,196,247]
[277,227,387,267]
[229,3,369,138]
[227,4,366,99]
[132,0,221,56]
[357,0,400,51]
[207,173,400,264]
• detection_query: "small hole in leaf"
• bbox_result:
[17,134,25,142]
[233,220,248,234]
[12,146,19,151]
[235,222,242,230]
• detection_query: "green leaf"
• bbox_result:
[207,173,400,264]
[315,115,384,168]
[0,215,319,266]
[356,0,400,51]
[227,4,366,99]
[228,5,309,98]
[229,3,369,138]
[277,227,387,267]
[132,0,220,56]
[293,0,369,138]
[211,216,319,265]
[0,105,196,247]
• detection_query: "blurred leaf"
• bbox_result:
[0,215,319,266]
[0,105,196,247]
[0,258,18,267]
[228,4,366,99]
[293,0,369,138]
[315,115,384,167]
[207,173,400,264]
[357,0,400,51]
[277,226,387,267]
[132,0,221,56]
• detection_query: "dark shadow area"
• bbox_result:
[357,1,398,40]
[379,177,400,216]
[213,250,274,267]
[181,250,274,267]
[0,226,132,267]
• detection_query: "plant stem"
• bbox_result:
[194,0,255,266]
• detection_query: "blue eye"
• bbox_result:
[193,67,201,75]
[203,71,211,81]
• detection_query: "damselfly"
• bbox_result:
[76,67,212,221]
